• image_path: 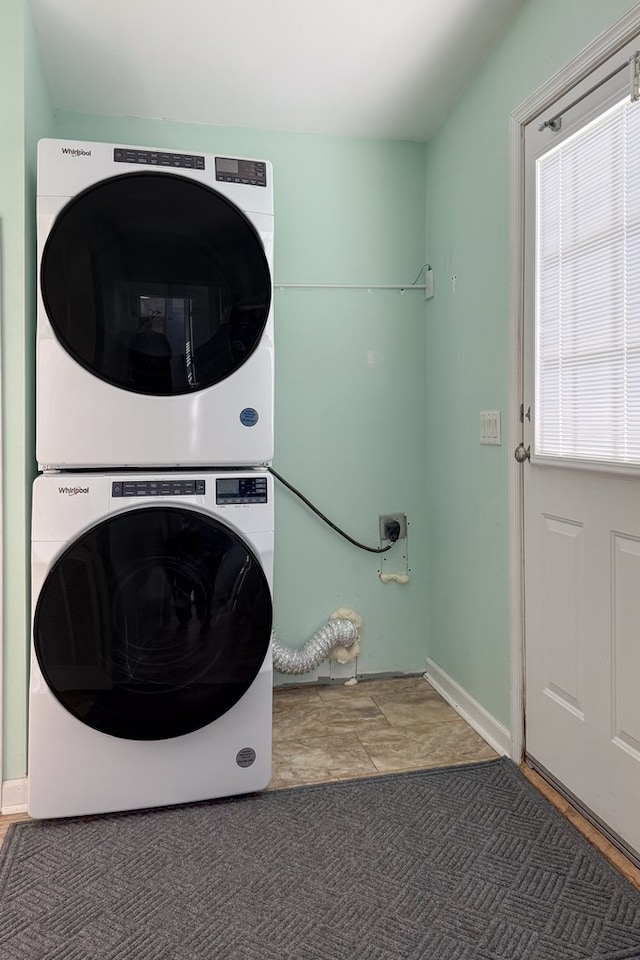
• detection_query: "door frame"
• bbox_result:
[508,3,640,765]
[0,232,3,803]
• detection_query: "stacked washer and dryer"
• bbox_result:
[29,139,276,818]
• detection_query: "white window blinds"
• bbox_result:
[536,96,640,464]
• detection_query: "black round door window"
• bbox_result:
[40,172,272,395]
[33,507,272,740]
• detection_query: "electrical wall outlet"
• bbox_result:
[379,513,407,541]
[378,515,410,582]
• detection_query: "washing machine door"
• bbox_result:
[40,172,271,395]
[33,506,272,740]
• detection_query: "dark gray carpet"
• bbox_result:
[1,758,640,959]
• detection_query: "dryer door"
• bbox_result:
[40,172,271,396]
[33,506,272,740]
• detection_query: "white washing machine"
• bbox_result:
[29,470,273,819]
[36,139,274,470]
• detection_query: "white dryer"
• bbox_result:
[29,470,273,819]
[36,139,274,470]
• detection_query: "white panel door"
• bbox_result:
[524,468,640,853]
[523,42,640,859]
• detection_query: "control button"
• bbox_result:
[112,482,123,496]
[195,480,206,494]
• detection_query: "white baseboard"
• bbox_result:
[1,777,28,814]
[424,659,511,757]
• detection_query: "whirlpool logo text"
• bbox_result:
[61,148,92,157]
[58,486,89,496]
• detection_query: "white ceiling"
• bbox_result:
[29,0,527,142]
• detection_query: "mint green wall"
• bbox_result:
[25,3,54,492]
[0,0,28,782]
[21,10,55,780]
[425,0,637,726]
[0,0,54,781]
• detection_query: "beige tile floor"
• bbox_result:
[270,674,498,789]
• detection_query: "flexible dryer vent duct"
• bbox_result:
[272,609,362,675]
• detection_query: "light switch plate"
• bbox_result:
[480,410,501,445]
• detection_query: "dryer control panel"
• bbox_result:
[216,477,268,504]
[215,156,267,187]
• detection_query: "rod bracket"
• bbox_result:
[631,52,640,101]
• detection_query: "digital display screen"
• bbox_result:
[217,478,240,496]
[217,158,239,174]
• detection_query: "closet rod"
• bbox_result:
[275,283,427,291]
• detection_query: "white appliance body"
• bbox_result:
[36,139,274,469]
[29,470,273,819]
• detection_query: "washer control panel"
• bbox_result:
[113,147,205,169]
[112,479,206,497]
[216,477,268,504]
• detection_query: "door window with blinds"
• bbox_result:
[528,47,640,467]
